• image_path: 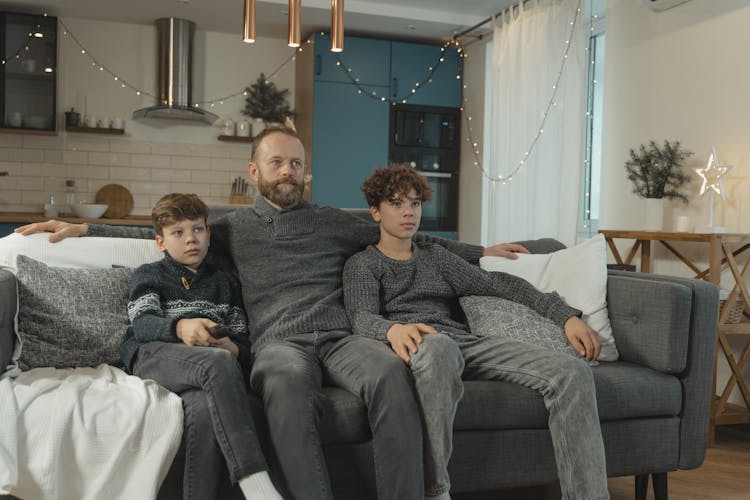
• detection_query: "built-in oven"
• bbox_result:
[389,104,461,232]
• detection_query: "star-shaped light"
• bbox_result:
[695,146,733,199]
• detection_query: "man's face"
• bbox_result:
[156,218,210,273]
[249,132,306,209]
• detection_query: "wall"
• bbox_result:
[600,0,749,241]
[0,17,296,214]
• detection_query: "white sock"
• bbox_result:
[425,493,451,500]
[238,471,283,500]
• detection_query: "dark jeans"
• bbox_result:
[250,330,424,500]
[133,342,268,500]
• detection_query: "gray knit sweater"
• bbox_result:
[342,242,581,341]
[89,198,484,352]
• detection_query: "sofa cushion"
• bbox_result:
[459,295,595,365]
[16,255,133,370]
[478,234,618,361]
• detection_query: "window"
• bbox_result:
[578,26,605,240]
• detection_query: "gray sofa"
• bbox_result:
[0,239,718,500]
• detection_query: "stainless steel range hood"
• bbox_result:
[133,18,218,124]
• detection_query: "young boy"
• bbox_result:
[120,193,281,500]
[343,164,609,500]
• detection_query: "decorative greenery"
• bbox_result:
[242,73,293,125]
[624,140,693,202]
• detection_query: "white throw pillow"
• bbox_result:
[479,234,618,361]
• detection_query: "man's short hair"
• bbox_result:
[251,125,301,162]
[361,163,433,208]
[151,193,209,236]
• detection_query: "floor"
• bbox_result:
[453,424,750,500]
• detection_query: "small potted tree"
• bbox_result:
[624,140,693,230]
[242,73,294,129]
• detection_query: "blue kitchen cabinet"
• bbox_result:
[390,41,462,107]
[311,81,390,208]
[313,34,391,86]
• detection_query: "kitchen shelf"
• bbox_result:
[218,135,254,142]
[66,125,125,135]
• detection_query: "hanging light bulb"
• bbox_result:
[331,0,344,52]
[288,0,301,47]
[243,0,256,43]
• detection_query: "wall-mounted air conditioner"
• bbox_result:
[640,0,692,11]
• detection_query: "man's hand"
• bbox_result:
[176,318,223,347]
[483,243,531,259]
[563,316,601,362]
[386,323,437,364]
[14,220,88,243]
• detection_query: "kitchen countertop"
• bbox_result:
[0,212,151,226]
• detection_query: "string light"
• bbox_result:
[58,18,297,109]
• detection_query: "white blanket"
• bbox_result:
[0,364,183,500]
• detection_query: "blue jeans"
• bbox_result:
[133,342,269,500]
[411,333,609,500]
[249,330,424,500]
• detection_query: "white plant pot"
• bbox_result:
[644,198,665,231]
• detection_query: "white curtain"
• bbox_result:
[485,0,585,246]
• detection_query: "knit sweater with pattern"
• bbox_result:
[90,198,484,353]
[120,252,250,372]
[343,242,581,341]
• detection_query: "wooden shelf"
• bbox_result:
[66,125,125,135]
[218,135,254,143]
[0,127,56,136]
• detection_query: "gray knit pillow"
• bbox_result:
[459,296,598,366]
[16,254,133,370]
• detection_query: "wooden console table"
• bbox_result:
[598,230,750,445]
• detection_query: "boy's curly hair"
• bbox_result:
[151,193,209,236]
[362,163,433,208]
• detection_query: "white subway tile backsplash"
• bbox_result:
[0,135,260,216]
[88,152,131,167]
[130,154,172,169]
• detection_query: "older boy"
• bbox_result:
[123,193,280,500]
[343,164,609,500]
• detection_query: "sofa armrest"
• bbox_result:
[0,268,17,375]
[607,270,718,468]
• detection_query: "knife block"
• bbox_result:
[229,194,251,205]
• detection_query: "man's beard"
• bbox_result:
[258,173,304,209]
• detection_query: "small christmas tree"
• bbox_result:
[242,73,293,126]
[625,140,693,202]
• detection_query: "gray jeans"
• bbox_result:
[250,330,424,500]
[133,341,268,500]
[411,333,609,500]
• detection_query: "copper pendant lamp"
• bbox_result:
[330,0,344,52]
[242,0,256,43]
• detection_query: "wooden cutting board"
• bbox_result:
[95,184,133,218]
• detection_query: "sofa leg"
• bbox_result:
[634,473,668,500]
[652,472,668,500]
[634,474,649,500]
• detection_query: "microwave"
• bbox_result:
[391,104,460,150]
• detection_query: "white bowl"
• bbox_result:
[72,203,108,219]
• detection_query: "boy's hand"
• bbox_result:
[483,243,531,259]
[386,323,437,364]
[176,318,222,347]
[563,317,601,361]
[14,220,88,243]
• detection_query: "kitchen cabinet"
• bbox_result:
[310,81,389,208]
[390,41,462,108]
[314,34,390,86]
[296,34,463,209]
[0,12,57,132]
